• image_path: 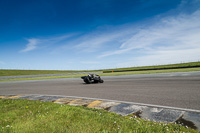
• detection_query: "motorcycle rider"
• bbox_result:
[88,74,93,80]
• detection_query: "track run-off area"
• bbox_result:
[0,71,200,110]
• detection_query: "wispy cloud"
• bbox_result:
[115,47,200,68]
[73,26,133,53]
[99,9,200,60]
[19,34,77,53]
[74,34,115,53]
[49,6,200,69]
[20,38,40,53]
[16,0,200,70]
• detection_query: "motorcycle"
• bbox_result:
[81,74,104,84]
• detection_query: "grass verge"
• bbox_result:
[0,70,98,77]
[0,99,198,133]
[103,61,200,72]
[101,67,200,76]
[0,67,200,82]
[1,62,200,77]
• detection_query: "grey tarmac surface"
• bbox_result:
[0,71,200,110]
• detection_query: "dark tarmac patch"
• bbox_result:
[109,103,146,116]
[140,108,184,123]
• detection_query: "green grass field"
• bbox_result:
[0,62,200,81]
[0,67,200,82]
[0,70,95,76]
[0,99,198,133]
[0,62,200,76]
[103,61,200,72]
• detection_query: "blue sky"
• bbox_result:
[0,0,200,70]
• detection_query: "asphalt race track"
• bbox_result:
[0,72,200,110]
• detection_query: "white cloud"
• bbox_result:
[142,48,200,65]
[116,48,200,68]
[16,0,200,69]
[73,27,132,53]
[20,34,77,53]
[20,38,40,52]
[99,9,200,61]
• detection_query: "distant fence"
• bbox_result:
[103,65,200,73]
